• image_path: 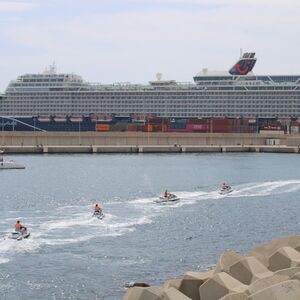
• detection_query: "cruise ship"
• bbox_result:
[0,52,299,132]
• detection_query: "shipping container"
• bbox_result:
[248,119,257,124]
[231,124,256,133]
[144,124,153,132]
[96,124,110,131]
[136,124,145,131]
[127,124,137,131]
[186,124,209,132]
[110,123,128,131]
[169,122,186,130]
[187,119,209,125]
[148,118,165,125]
[166,129,193,133]
[175,118,188,124]
[261,125,283,131]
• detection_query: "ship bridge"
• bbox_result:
[5,72,84,94]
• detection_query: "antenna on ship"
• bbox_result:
[156,73,162,81]
[240,48,243,58]
[43,61,57,75]
[49,61,56,74]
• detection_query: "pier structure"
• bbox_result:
[0,132,300,154]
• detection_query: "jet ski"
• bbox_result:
[219,186,233,195]
[93,211,105,220]
[9,230,30,241]
[155,193,180,203]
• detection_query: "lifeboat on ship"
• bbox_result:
[98,114,113,122]
[54,115,67,122]
[70,115,83,123]
[37,115,51,122]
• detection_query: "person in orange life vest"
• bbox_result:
[15,220,23,232]
[94,204,102,213]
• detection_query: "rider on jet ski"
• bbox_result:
[15,220,28,235]
[15,220,23,232]
[94,204,102,214]
[222,183,231,190]
[164,190,169,198]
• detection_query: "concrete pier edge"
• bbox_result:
[0,144,299,154]
[1,132,300,153]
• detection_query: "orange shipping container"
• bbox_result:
[127,124,137,131]
[144,124,153,132]
[96,124,110,131]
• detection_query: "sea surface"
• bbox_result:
[0,153,300,299]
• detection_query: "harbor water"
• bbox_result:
[0,153,300,299]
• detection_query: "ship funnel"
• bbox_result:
[229,52,257,75]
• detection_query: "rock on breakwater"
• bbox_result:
[123,235,300,300]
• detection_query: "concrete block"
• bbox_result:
[219,292,248,300]
[214,251,244,274]
[247,273,288,295]
[291,271,300,281]
[163,279,182,290]
[275,267,300,278]
[162,271,213,300]
[184,270,214,281]
[246,279,300,300]
[199,272,248,300]
[248,235,300,268]
[123,286,163,300]
[228,256,272,285]
[156,287,191,300]
[269,246,300,271]
[179,270,214,300]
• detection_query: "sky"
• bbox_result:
[0,0,299,91]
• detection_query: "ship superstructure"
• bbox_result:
[0,53,300,132]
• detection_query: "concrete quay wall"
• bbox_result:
[1,132,300,153]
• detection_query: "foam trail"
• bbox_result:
[130,179,300,212]
[0,205,154,264]
[1,179,299,265]
[232,180,300,197]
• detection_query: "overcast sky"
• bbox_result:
[0,0,299,91]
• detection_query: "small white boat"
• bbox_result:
[0,160,25,170]
[9,231,30,241]
[0,151,25,169]
[93,211,105,220]
[219,186,233,195]
[155,193,180,203]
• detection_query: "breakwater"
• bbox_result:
[1,132,300,153]
[124,236,300,300]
